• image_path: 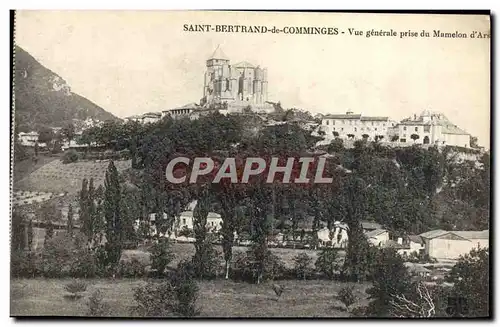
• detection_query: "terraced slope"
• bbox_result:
[15,159,132,194]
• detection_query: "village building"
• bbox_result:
[365,229,390,246]
[18,131,39,146]
[141,112,162,124]
[162,103,201,119]
[319,110,396,143]
[419,229,489,260]
[392,110,470,147]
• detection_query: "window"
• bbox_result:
[354,127,357,132]
[182,218,186,225]
[424,125,430,132]
[375,128,377,131]
[371,122,374,126]
[400,138,406,143]
[326,120,329,125]
[415,127,418,132]
[341,128,344,131]
[331,120,335,125]
[333,127,335,131]
[403,126,407,131]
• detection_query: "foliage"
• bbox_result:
[150,239,175,275]
[11,250,39,278]
[87,289,111,317]
[328,138,344,153]
[445,247,489,317]
[64,279,87,300]
[338,286,358,311]
[103,161,123,269]
[293,253,313,280]
[62,149,79,164]
[133,262,200,317]
[117,258,147,278]
[315,248,340,280]
[66,203,74,236]
[364,248,412,317]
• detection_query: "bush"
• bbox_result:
[87,289,111,317]
[70,250,97,278]
[62,149,79,164]
[338,286,358,311]
[232,250,286,283]
[192,237,222,279]
[118,258,147,278]
[150,239,175,276]
[315,248,340,280]
[11,250,40,278]
[132,264,200,318]
[64,279,87,301]
[293,253,313,280]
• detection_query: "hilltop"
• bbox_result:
[14,46,119,131]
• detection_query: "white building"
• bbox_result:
[419,229,488,260]
[392,110,470,148]
[365,229,390,246]
[317,221,349,248]
[320,110,396,144]
[18,131,39,146]
[141,112,162,124]
[178,210,223,232]
[162,103,201,119]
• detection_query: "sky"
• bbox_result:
[16,11,491,147]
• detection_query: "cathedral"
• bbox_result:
[200,46,274,113]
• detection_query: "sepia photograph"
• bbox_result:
[10,10,491,318]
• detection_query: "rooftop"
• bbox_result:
[208,45,229,60]
[233,61,255,68]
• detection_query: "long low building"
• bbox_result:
[419,229,489,260]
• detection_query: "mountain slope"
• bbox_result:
[14,45,119,130]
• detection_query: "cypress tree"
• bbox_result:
[67,204,74,236]
[44,220,54,246]
[103,161,122,269]
[80,178,91,238]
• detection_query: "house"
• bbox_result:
[361,221,382,233]
[319,110,396,144]
[317,221,348,248]
[397,235,426,256]
[392,110,470,147]
[365,229,390,246]
[419,229,489,260]
[178,211,223,232]
[18,131,39,146]
[141,112,162,124]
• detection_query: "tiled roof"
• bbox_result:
[365,229,387,238]
[419,229,449,239]
[233,61,255,68]
[360,116,389,122]
[361,221,382,230]
[209,45,229,60]
[453,230,489,240]
[408,235,424,244]
[324,114,361,120]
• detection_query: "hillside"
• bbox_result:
[15,159,132,194]
[14,46,119,131]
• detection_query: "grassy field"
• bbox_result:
[11,278,370,317]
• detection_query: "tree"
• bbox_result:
[411,134,420,143]
[62,123,76,143]
[389,281,436,318]
[328,138,344,153]
[38,127,54,146]
[391,135,399,142]
[333,131,339,138]
[470,136,479,148]
[150,239,175,275]
[191,190,220,279]
[293,253,313,280]
[103,161,123,270]
[44,220,54,245]
[27,219,33,251]
[66,204,74,236]
[446,247,489,317]
[315,248,339,280]
[347,134,355,139]
[338,286,358,312]
[364,248,412,317]
[11,211,27,251]
[362,134,369,140]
